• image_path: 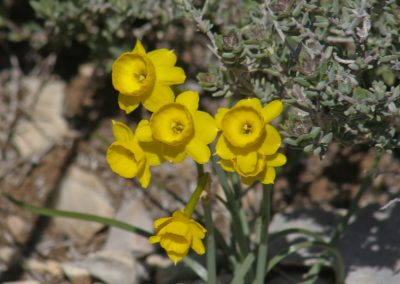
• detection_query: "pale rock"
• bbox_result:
[54,165,115,244]
[103,198,154,257]
[146,254,171,269]
[6,215,27,243]
[26,259,63,277]
[13,76,68,158]
[61,262,91,284]
[346,267,400,284]
[0,246,14,263]
[0,246,15,272]
[75,250,143,284]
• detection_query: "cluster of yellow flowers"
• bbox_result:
[106,40,286,264]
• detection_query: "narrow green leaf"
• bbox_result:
[231,253,256,284]
[266,241,345,284]
[182,256,208,282]
[268,228,325,244]
[5,194,152,238]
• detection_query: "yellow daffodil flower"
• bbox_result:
[215,99,284,183]
[220,152,287,184]
[106,120,163,188]
[135,91,218,164]
[112,40,186,113]
[149,210,206,264]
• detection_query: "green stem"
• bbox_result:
[211,156,249,261]
[203,196,217,284]
[184,172,209,217]
[253,184,272,284]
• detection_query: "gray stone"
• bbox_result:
[268,208,339,265]
[268,205,400,283]
[6,215,27,243]
[103,198,154,257]
[61,262,91,284]
[337,204,400,283]
[74,250,142,284]
[346,267,400,284]
[13,77,68,158]
[54,165,115,244]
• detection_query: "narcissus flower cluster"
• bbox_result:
[215,99,287,184]
[107,40,286,264]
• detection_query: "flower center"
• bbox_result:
[221,106,265,148]
[171,121,185,134]
[151,103,194,146]
[242,122,252,134]
[136,73,147,82]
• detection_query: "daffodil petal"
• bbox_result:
[186,138,210,164]
[112,120,134,142]
[141,141,164,166]
[215,108,229,128]
[194,111,218,144]
[259,125,282,155]
[219,158,235,172]
[236,98,263,112]
[167,251,186,265]
[147,49,177,67]
[261,166,276,184]
[266,152,287,167]
[176,91,199,114]
[158,221,190,236]
[191,238,205,255]
[215,136,235,160]
[142,84,174,112]
[136,120,154,142]
[241,175,257,185]
[149,235,160,244]
[189,221,207,238]
[137,162,151,188]
[106,141,143,178]
[154,216,173,230]
[160,237,190,254]
[155,66,186,86]
[162,144,187,163]
[118,93,141,114]
[132,39,146,54]
[262,100,283,123]
[236,151,258,175]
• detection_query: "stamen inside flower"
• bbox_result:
[171,121,185,134]
[151,104,194,146]
[136,73,146,81]
[242,122,252,134]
